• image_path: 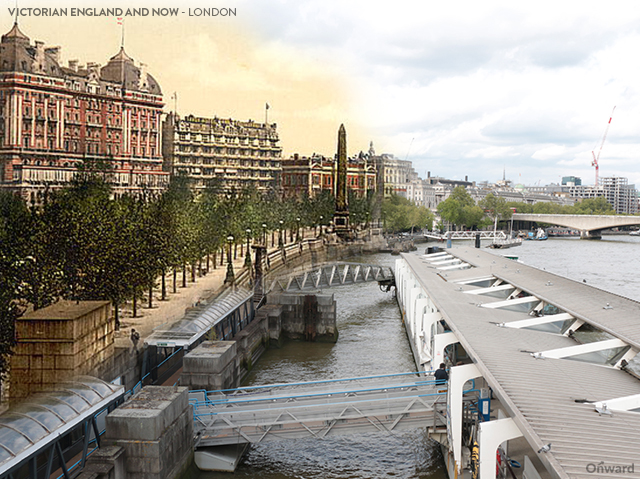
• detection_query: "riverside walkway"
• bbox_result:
[396,248,640,479]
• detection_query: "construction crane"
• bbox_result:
[591,106,616,187]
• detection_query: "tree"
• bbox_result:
[437,186,484,230]
[0,192,32,376]
[382,194,434,233]
[572,197,615,215]
[479,193,513,231]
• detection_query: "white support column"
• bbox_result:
[408,287,421,333]
[614,347,638,369]
[433,331,457,366]
[449,363,481,474]
[563,319,584,336]
[414,298,429,358]
[422,312,442,366]
[478,418,523,479]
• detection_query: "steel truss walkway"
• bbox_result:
[425,231,507,241]
[267,263,395,293]
[191,373,447,446]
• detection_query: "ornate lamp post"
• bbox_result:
[262,223,267,247]
[245,228,252,268]
[296,217,301,243]
[278,220,284,248]
[224,235,235,285]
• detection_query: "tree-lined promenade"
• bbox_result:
[0,173,381,375]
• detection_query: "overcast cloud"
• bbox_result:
[241,0,640,187]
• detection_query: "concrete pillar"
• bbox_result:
[580,230,601,239]
[181,341,240,391]
[271,293,338,342]
[478,418,523,479]
[104,386,194,479]
[80,445,126,478]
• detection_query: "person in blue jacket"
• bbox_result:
[434,363,449,384]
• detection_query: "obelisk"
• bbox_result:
[333,124,349,235]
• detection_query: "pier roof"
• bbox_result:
[403,249,640,479]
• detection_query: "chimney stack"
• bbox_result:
[45,46,61,63]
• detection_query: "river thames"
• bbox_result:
[193,235,640,479]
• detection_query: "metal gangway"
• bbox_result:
[191,372,447,446]
[267,263,395,293]
[424,231,507,241]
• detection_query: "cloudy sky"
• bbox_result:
[8,0,640,187]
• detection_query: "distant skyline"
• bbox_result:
[7,0,640,187]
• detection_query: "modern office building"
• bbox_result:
[562,176,582,186]
[162,112,282,193]
[0,23,168,201]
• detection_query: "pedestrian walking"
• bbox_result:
[130,328,140,354]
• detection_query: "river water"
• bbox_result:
[193,235,640,479]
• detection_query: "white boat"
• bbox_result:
[194,444,249,472]
[630,230,640,236]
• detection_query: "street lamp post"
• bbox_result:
[245,228,252,269]
[296,217,301,243]
[262,223,267,247]
[279,220,284,248]
[318,215,324,238]
[224,235,235,285]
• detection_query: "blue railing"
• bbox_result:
[190,371,478,421]
[194,371,433,396]
[192,390,447,422]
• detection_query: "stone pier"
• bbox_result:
[269,293,338,342]
[181,341,241,391]
[10,300,114,400]
[103,386,193,479]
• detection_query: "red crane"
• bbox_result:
[591,106,616,187]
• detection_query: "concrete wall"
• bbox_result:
[11,300,114,400]
[104,386,193,479]
[233,310,269,372]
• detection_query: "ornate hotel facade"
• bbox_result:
[0,23,168,202]
[162,113,282,193]
[280,150,377,199]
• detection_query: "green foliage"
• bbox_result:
[479,193,513,230]
[382,194,434,233]
[437,187,487,230]
[0,179,375,375]
[572,196,615,215]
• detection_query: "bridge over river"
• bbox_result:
[513,213,640,238]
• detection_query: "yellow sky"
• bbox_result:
[3,7,374,158]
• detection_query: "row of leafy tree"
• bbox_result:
[0,173,378,376]
[436,186,619,230]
